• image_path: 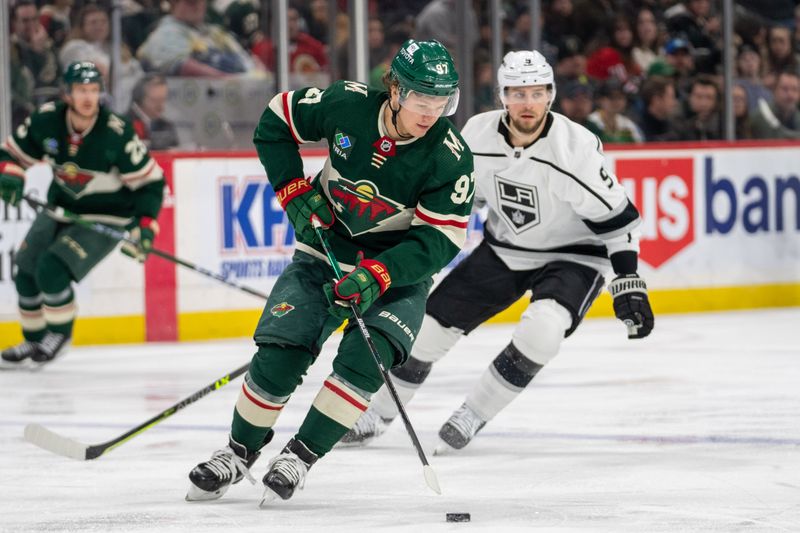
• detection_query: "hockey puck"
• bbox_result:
[446,513,471,522]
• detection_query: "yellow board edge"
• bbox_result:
[1,284,798,345]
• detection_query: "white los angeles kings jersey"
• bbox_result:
[462,109,641,273]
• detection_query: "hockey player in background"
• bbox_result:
[0,61,164,366]
[341,50,655,452]
[186,40,474,503]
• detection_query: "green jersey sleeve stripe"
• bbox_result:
[412,205,469,248]
[3,137,39,168]
[267,91,310,144]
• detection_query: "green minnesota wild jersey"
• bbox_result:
[0,101,164,226]
[254,80,475,287]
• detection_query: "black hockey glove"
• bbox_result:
[276,177,335,244]
[608,274,654,339]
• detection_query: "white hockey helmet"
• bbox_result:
[497,50,556,108]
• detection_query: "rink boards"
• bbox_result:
[1,140,798,344]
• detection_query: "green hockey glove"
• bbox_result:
[121,217,159,262]
[276,177,335,244]
[0,161,25,206]
[323,253,391,320]
[608,274,654,339]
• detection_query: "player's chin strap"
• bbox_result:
[389,102,414,140]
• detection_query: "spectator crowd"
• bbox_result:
[8,0,800,149]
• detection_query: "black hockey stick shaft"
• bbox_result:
[313,222,441,494]
[23,195,269,300]
[25,362,249,460]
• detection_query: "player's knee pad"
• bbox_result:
[34,251,72,294]
[511,299,572,366]
[249,343,315,398]
[409,313,462,364]
[333,329,396,394]
[14,270,40,298]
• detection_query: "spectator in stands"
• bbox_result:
[306,0,330,44]
[588,79,644,143]
[632,7,662,73]
[11,0,61,106]
[39,0,72,49]
[368,18,387,71]
[224,0,272,72]
[59,4,145,113]
[736,43,772,111]
[127,74,180,150]
[10,47,35,129]
[122,0,165,55]
[554,36,588,87]
[763,26,800,89]
[750,71,800,139]
[138,0,257,77]
[572,0,615,50]
[639,74,680,142]
[542,0,576,47]
[673,75,723,141]
[664,0,720,73]
[257,6,329,74]
[369,26,411,90]
[733,83,754,140]
[664,37,695,101]
[557,78,601,136]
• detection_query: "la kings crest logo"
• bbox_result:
[495,176,540,233]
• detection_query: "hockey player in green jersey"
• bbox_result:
[187,39,475,503]
[0,61,165,366]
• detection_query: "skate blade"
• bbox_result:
[433,439,458,456]
[334,438,373,449]
[185,483,227,502]
[0,359,35,371]
[259,486,281,508]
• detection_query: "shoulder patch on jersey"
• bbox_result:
[443,129,465,161]
[107,114,126,136]
[343,81,369,97]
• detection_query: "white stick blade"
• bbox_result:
[24,424,89,460]
[423,465,442,495]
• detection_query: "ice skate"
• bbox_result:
[186,436,260,501]
[30,332,70,365]
[434,403,486,455]
[0,340,42,369]
[260,438,318,505]
[338,409,393,447]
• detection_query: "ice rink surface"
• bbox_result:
[1,308,798,532]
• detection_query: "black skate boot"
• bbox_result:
[338,409,393,447]
[260,438,318,504]
[31,332,70,364]
[435,403,487,454]
[1,340,43,367]
[186,435,261,501]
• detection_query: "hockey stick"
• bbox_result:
[24,362,249,460]
[313,221,441,495]
[22,194,269,300]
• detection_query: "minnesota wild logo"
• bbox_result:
[328,177,404,236]
[270,302,295,317]
[333,129,355,160]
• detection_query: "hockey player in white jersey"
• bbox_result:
[341,50,654,452]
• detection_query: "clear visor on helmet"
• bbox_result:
[500,85,552,105]
[398,85,460,117]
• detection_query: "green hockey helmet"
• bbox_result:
[63,61,104,92]
[390,39,460,116]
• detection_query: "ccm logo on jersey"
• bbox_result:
[495,176,540,233]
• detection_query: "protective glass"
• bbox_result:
[398,86,460,117]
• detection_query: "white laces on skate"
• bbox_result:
[38,333,67,358]
[205,447,256,485]
[447,404,486,439]
[267,452,309,489]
